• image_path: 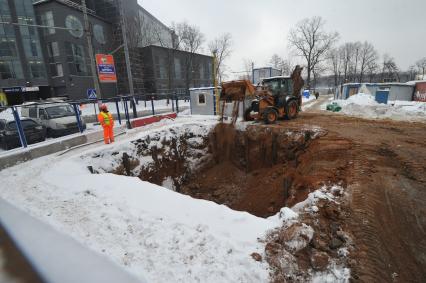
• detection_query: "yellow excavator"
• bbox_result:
[220,66,304,124]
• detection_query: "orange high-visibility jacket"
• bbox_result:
[98,111,114,127]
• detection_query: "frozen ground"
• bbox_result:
[322,93,426,122]
[80,100,190,117]
[0,117,272,282]
[0,116,350,282]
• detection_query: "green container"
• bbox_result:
[326,102,342,112]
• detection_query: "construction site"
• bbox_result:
[0,0,425,281]
[1,68,425,282]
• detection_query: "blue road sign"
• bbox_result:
[87,89,97,99]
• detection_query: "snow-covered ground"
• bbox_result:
[80,100,190,117]
[0,116,350,282]
[0,117,272,282]
[322,93,426,122]
[0,100,190,121]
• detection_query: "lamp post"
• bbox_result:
[81,0,101,99]
[212,49,220,116]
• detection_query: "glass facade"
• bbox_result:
[39,10,55,35]
[14,0,46,79]
[0,0,24,79]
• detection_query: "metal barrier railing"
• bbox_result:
[0,93,189,150]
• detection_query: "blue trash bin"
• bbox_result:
[375,90,389,104]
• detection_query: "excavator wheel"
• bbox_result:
[263,108,278,124]
[285,100,299,120]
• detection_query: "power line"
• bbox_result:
[0,21,78,31]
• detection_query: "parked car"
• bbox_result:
[21,102,86,138]
[0,118,47,150]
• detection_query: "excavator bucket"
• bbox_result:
[220,80,256,101]
[218,80,256,124]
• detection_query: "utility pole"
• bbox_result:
[119,0,135,96]
[81,0,101,99]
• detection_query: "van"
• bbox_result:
[21,102,86,138]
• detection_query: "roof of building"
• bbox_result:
[189,87,220,91]
[33,0,112,23]
[142,45,213,59]
[262,76,291,80]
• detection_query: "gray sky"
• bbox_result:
[138,0,426,76]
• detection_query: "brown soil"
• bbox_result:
[110,109,426,282]
[179,112,426,282]
[269,112,426,282]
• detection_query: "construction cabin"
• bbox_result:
[189,87,249,118]
[335,82,426,103]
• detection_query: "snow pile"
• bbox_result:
[345,93,378,106]
[324,93,426,122]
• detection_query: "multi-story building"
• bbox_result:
[33,0,116,99]
[1,0,212,104]
[140,45,213,94]
[0,0,50,105]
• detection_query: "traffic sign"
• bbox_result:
[87,88,97,99]
[96,54,117,83]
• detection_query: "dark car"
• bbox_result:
[0,119,47,150]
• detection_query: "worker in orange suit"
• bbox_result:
[98,104,114,144]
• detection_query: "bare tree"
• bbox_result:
[349,41,362,82]
[358,41,378,83]
[381,54,399,82]
[366,60,379,83]
[209,33,232,83]
[416,57,426,78]
[269,54,292,75]
[340,43,354,83]
[327,47,343,87]
[408,65,417,81]
[288,16,339,89]
[241,58,254,81]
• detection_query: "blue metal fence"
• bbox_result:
[0,93,188,150]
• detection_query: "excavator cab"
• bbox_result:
[220,66,304,124]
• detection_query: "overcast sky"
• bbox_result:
[138,0,426,76]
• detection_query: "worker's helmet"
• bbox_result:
[100,104,107,111]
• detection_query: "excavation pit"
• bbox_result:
[100,122,352,218]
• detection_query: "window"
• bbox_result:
[0,60,23,79]
[174,58,181,79]
[65,42,89,76]
[40,11,55,34]
[206,62,212,79]
[7,120,37,130]
[22,38,42,58]
[45,105,75,118]
[50,63,63,77]
[65,15,83,38]
[0,39,17,57]
[154,55,166,79]
[93,24,105,44]
[198,93,206,105]
[39,109,46,119]
[29,61,45,78]
[29,107,37,118]
[47,42,59,57]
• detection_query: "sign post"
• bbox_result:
[96,54,117,83]
[87,89,99,123]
